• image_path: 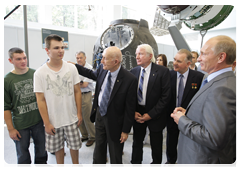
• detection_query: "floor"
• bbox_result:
[4,125,168,165]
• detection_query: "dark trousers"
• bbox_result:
[131,105,163,164]
[14,121,48,164]
[93,108,124,164]
[166,115,180,163]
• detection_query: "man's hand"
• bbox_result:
[120,132,128,143]
[135,112,143,123]
[137,113,152,123]
[135,112,152,123]
[67,61,76,65]
[8,128,21,141]
[141,113,151,121]
[77,114,83,127]
[171,107,186,124]
[45,123,56,135]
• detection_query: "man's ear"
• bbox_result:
[218,52,227,63]
[8,58,13,64]
[45,48,49,55]
[186,61,191,67]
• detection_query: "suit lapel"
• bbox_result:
[171,71,177,100]
[96,68,108,97]
[108,67,123,106]
[186,71,234,110]
[146,63,158,100]
[181,69,193,103]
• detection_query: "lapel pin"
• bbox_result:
[192,83,197,89]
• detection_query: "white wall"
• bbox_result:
[4,25,98,75]
[4,24,236,76]
[157,43,178,63]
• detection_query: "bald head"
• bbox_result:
[104,46,122,62]
[101,46,122,72]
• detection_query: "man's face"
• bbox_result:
[198,40,218,74]
[101,50,116,72]
[135,47,152,68]
[76,53,86,66]
[173,53,190,74]
[45,40,64,60]
[9,52,27,70]
[191,53,198,64]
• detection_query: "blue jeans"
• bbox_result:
[14,121,48,164]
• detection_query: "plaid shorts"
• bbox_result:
[45,121,82,153]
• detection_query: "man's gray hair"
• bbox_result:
[137,44,155,63]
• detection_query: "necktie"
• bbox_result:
[138,69,145,102]
[177,74,184,107]
[99,72,112,116]
[200,78,208,89]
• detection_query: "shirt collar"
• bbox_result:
[207,67,232,82]
[177,68,189,78]
[108,65,121,78]
[141,62,152,73]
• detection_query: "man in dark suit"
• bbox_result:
[171,35,236,164]
[130,44,171,164]
[165,49,204,164]
[72,46,138,164]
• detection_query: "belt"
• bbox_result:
[81,91,91,94]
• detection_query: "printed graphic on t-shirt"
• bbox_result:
[14,79,35,104]
[45,71,73,96]
[14,79,38,114]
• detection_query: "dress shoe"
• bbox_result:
[163,162,174,167]
[86,139,95,147]
[81,137,88,142]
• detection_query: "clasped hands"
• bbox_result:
[135,112,151,123]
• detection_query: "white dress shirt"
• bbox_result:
[138,63,152,105]
[176,68,189,105]
[98,65,121,107]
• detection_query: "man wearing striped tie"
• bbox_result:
[130,44,171,164]
[165,49,203,164]
[72,46,138,164]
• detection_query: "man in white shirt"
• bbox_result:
[75,51,95,147]
[34,34,82,164]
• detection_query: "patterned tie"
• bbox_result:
[200,78,208,89]
[99,72,112,116]
[177,74,184,107]
[138,69,145,102]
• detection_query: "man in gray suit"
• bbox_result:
[171,35,236,164]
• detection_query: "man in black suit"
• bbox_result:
[130,44,171,164]
[72,46,138,164]
[165,49,204,164]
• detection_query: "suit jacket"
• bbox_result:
[130,63,171,131]
[75,64,138,142]
[177,71,236,164]
[168,69,204,117]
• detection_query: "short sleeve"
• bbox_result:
[33,71,44,93]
